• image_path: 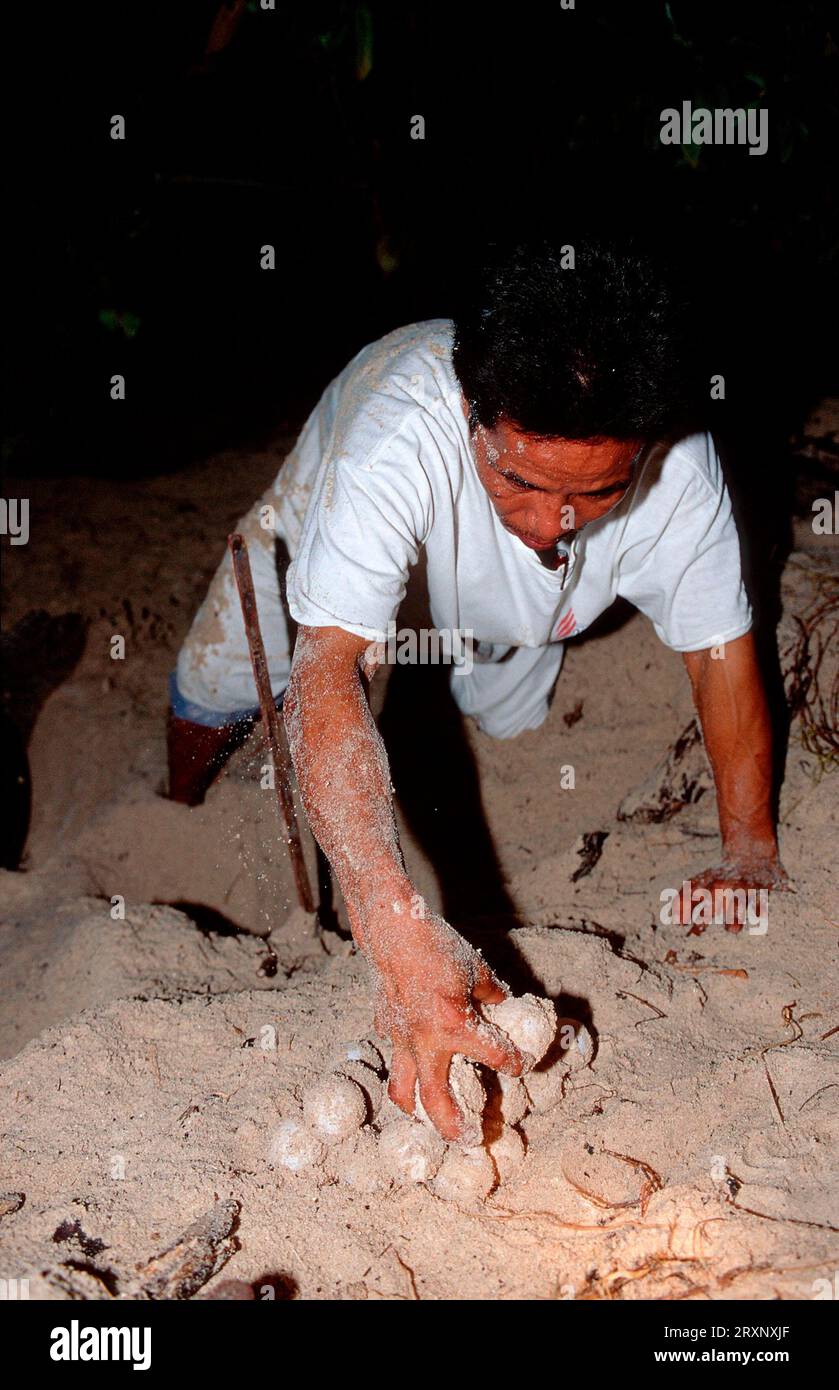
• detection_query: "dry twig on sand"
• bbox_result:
[782,589,839,772]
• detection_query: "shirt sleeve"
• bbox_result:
[286,426,434,644]
[616,434,753,652]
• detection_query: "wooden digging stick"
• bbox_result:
[228,533,315,915]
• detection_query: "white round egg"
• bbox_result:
[432,1145,496,1204]
[336,1061,383,1120]
[302,1075,367,1144]
[378,1118,446,1185]
[484,993,557,1066]
[267,1119,326,1173]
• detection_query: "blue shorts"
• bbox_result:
[168,670,283,729]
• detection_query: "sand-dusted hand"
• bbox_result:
[367,908,526,1141]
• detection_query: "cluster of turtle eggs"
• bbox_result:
[267,996,592,1202]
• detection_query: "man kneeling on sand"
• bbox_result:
[167,238,787,1140]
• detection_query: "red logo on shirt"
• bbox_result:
[553,610,577,640]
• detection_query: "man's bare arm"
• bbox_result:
[679,630,787,923]
[283,624,411,938]
[283,624,524,1138]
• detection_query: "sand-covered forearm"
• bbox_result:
[283,628,414,941]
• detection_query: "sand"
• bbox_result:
[1,425,837,1300]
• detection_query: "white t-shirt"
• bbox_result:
[284,319,751,656]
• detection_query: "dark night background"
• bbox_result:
[1,2,837,1302]
[4,0,837,485]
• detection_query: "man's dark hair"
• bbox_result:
[452,237,695,440]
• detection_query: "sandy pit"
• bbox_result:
[1,431,837,1300]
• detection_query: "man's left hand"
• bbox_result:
[672,850,790,930]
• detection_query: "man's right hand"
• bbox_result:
[363,898,527,1142]
[284,624,524,1141]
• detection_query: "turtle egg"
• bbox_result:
[488,1126,526,1183]
[267,1119,326,1173]
[484,993,557,1066]
[378,1118,446,1185]
[302,1075,367,1144]
[336,1061,383,1120]
[522,1062,566,1115]
[432,1145,495,1203]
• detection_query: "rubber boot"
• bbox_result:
[166,709,255,806]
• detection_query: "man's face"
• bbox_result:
[470,414,643,551]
